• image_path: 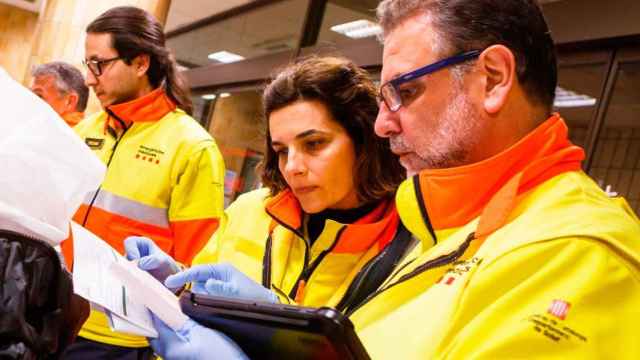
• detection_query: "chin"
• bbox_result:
[299,201,326,214]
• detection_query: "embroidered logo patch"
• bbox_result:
[547,299,571,320]
[135,145,165,165]
[85,137,104,150]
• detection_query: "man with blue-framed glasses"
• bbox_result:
[122,1,640,359]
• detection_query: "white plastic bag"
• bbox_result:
[0,67,105,245]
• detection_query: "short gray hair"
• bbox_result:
[32,61,89,112]
[376,0,557,110]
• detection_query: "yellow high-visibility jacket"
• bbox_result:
[62,88,225,348]
[193,188,404,310]
[351,115,640,359]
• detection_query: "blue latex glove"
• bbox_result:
[165,263,279,303]
[149,313,248,360]
[124,236,180,285]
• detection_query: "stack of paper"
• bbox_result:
[71,222,188,337]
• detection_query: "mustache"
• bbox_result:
[389,136,411,154]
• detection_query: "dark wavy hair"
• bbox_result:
[260,56,405,204]
[87,6,192,114]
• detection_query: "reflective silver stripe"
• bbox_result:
[82,189,169,228]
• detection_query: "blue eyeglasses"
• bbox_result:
[379,50,482,112]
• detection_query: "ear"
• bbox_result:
[132,53,151,78]
[65,92,79,113]
[478,45,515,114]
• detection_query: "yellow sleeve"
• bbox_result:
[437,237,640,359]
[168,142,225,264]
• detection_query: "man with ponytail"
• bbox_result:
[61,6,225,359]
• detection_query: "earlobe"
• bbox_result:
[480,45,515,114]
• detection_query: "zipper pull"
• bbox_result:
[294,279,306,303]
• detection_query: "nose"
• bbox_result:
[374,104,402,138]
[283,149,306,177]
[85,69,97,87]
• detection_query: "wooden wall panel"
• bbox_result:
[0,3,38,82]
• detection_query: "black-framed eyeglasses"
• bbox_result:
[82,56,122,77]
[379,50,482,112]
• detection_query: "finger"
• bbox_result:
[137,255,161,271]
[164,265,221,289]
[204,279,237,298]
[124,236,144,260]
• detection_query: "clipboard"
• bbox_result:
[179,291,370,360]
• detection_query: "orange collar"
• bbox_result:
[104,88,176,131]
[62,112,84,127]
[415,114,585,232]
[265,189,400,253]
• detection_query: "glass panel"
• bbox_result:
[554,62,608,149]
[167,0,309,68]
[203,89,265,206]
[316,0,380,46]
[588,60,640,215]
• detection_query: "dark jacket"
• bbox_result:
[0,230,89,359]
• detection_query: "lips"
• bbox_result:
[293,186,318,195]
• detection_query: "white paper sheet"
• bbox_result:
[71,222,159,337]
[72,222,188,337]
[0,67,105,245]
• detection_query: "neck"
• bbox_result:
[472,94,550,164]
[135,79,154,100]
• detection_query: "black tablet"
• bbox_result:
[179,291,370,360]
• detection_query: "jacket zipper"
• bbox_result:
[288,225,347,301]
[262,209,309,295]
[81,110,130,227]
[261,233,273,288]
[346,232,475,317]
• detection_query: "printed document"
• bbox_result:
[71,222,188,337]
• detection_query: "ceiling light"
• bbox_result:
[553,87,597,108]
[219,92,231,98]
[207,51,245,63]
[201,94,216,100]
[331,20,382,39]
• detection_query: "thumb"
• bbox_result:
[165,265,222,289]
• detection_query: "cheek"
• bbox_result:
[321,145,357,196]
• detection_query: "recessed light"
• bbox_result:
[207,51,245,63]
[331,20,382,39]
[201,94,216,100]
[554,87,597,108]
[219,93,231,98]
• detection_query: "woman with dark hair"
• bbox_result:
[62,6,225,359]
[129,56,407,316]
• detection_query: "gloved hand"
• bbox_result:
[165,263,279,304]
[149,314,249,360]
[124,236,180,286]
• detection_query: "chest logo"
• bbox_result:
[135,145,165,165]
[437,256,482,285]
[85,137,104,150]
[547,299,571,320]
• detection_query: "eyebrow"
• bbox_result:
[271,129,328,147]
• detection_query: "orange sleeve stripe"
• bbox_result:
[170,218,220,265]
[62,205,174,271]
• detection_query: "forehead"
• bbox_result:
[381,15,442,83]
[85,32,117,58]
[269,100,345,142]
[32,74,56,86]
